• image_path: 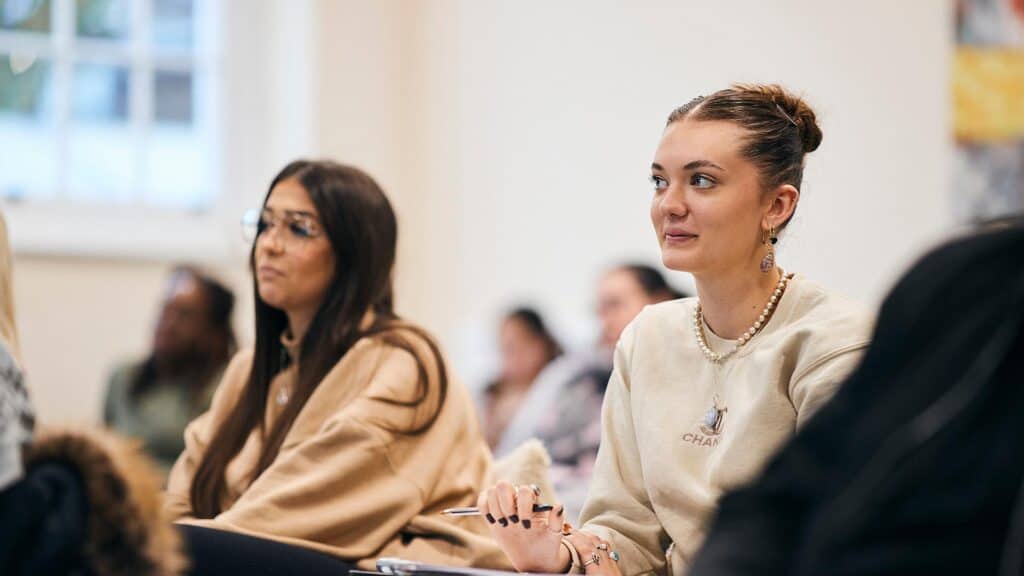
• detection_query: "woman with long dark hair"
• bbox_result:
[165,160,507,574]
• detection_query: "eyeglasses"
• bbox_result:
[241,208,324,246]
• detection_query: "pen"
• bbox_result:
[441,504,555,517]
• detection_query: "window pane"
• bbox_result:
[72,61,129,122]
[75,0,130,41]
[0,53,51,118]
[69,62,134,202]
[153,0,192,48]
[146,125,208,208]
[68,123,135,202]
[0,54,56,199]
[154,69,192,124]
[0,0,50,33]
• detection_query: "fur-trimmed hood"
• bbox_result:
[24,426,187,576]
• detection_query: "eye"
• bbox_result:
[690,173,715,188]
[650,174,668,191]
[256,216,272,235]
[288,220,316,238]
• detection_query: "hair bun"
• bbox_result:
[764,85,823,154]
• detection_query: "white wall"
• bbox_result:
[401,0,955,385]
[13,0,956,422]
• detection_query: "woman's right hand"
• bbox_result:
[477,481,571,573]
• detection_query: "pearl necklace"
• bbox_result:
[693,270,794,364]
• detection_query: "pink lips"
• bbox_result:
[257,265,284,280]
[664,229,697,243]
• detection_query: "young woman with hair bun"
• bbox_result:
[479,84,873,576]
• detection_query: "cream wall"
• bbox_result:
[351,0,956,385]
[12,0,955,422]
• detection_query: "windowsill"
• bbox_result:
[2,199,249,263]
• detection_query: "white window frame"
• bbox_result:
[0,0,234,261]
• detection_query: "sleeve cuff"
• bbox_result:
[561,537,584,574]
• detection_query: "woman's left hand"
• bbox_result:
[565,531,622,576]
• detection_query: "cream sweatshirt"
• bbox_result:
[578,274,872,575]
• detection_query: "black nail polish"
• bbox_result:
[485,513,495,524]
[509,515,519,524]
[498,518,508,527]
[522,519,532,530]
[557,505,564,516]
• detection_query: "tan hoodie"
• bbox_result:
[165,326,511,570]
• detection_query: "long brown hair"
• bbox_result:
[189,160,448,518]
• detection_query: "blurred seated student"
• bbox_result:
[532,263,684,522]
[689,219,1024,576]
[104,266,236,471]
[0,210,32,500]
[481,307,563,451]
[1,212,185,576]
[165,160,509,575]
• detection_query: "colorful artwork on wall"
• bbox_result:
[953,0,1024,222]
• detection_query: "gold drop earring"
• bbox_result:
[760,225,777,273]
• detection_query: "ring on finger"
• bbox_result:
[595,543,619,562]
[582,553,601,568]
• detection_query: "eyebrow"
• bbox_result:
[683,160,725,171]
[651,160,725,172]
[264,207,319,220]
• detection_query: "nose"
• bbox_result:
[256,223,286,253]
[658,182,688,219]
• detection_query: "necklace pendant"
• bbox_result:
[699,394,728,436]
[704,407,720,427]
[276,387,290,406]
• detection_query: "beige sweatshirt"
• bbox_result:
[165,327,511,570]
[578,275,872,576]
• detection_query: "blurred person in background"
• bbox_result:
[104,266,236,472]
[481,307,563,451]
[596,265,685,357]
[0,210,32,499]
[1,216,202,575]
[532,263,684,522]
